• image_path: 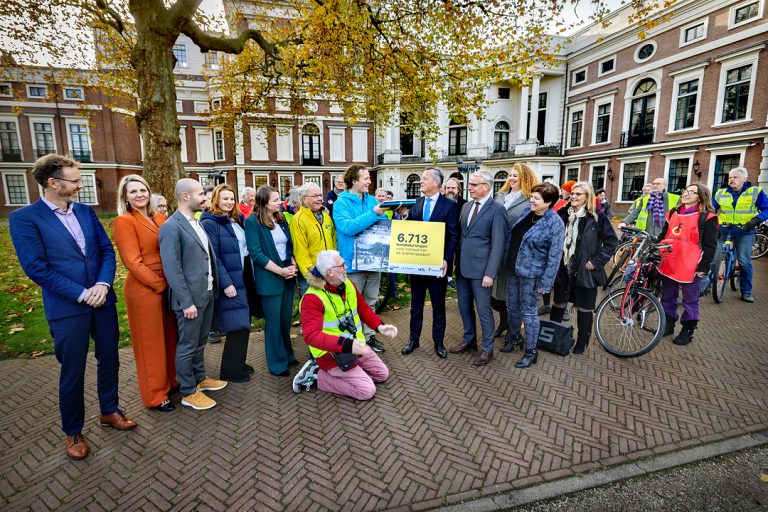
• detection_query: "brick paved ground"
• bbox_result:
[1,259,767,511]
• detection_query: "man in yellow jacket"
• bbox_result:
[290,183,338,297]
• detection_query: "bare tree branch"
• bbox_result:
[182,18,301,59]
[94,0,126,33]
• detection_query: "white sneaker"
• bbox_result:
[292,360,318,393]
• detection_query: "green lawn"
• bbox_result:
[0,220,131,359]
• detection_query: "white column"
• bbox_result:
[234,118,245,165]
[518,86,529,143]
[528,77,541,143]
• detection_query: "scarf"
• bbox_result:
[649,192,665,227]
[504,190,522,210]
[563,206,587,266]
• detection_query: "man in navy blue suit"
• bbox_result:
[10,154,137,460]
[401,167,459,358]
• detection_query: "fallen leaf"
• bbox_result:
[290,333,298,339]
[31,351,46,358]
[9,326,24,334]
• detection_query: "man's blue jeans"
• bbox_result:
[709,232,755,295]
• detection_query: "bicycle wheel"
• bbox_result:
[712,253,728,304]
[752,233,768,259]
[730,268,740,291]
[595,287,665,358]
[604,275,627,309]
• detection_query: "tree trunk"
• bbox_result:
[131,21,184,207]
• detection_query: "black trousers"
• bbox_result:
[220,328,250,379]
[409,274,448,347]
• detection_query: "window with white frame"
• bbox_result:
[278,174,293,198]
[634,42,657,63]
[712,154,741,191]
[729,0,762,28]
[179,127,188,162]
[204,52,220,69]
[566,167,579,181]
[27,84,47,98]
[195,128,214,163]
[176,100,183,113]
[674,79,699,130]
[250,125,269,161]
[448,119,467,155]
[303,174,322,188]
[598,57,616,76]
[620,162,647,201]
[569,110,584,148]
[352,127,368,162]
[214,128,225,161]
[32,120,56,157]
[0,84,12,97]
[721,64,752,123]
[211,98,222,111]
[572,68,587,85]
[594,103,611,144]
[253,174,268,189]
[494,121,510,152]
[497,87,511,99]
[67,121,92,162]
[173,44,188,67]
[591,165,606,192]
[302,123,321,164]
[194,101,209,113]
[276,126,293,161]
[2,172,29,205]
[0,121,22,161]
[329,126,346,161]
[680,20,707,46]
[78,172,98,204]
[63,87,84,101]
[667,158,690,195]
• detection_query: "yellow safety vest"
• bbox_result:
[715,186,762,225]
[635,193,680,230]
[301,278,366,360]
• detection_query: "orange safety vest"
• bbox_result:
[658,210,715,283]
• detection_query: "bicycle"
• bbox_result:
[594,227,669,358]
[712,225,741,304]
[751,221,768,259]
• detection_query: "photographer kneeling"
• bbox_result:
[300,250,398,400]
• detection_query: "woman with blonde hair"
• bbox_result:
[494,163,538,351]
[657,182,718,345]
[549,182,618,354]
[113,174,178,412]
[201,184,257,382]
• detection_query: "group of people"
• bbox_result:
[9,152,766,461]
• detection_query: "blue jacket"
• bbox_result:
[9,199,117,321]
[201,212,251,332]
[332,190,387,271]
[507,208,565,292]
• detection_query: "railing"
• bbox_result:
[0,148,23,162]
[301,154,322,166]
[620,129,654,148]
[536,142,561,156]
[375,141,562,165]
[35,148,56,158]
[71,150,92,163]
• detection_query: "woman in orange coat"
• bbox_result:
[113,175,178,412]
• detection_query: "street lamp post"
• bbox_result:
[457,157,481,200]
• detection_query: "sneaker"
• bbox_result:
[198,377,227,391]
[367,335,386,353]
[741,293,754,303]
[181,390,216,410]
[447,279,456,290]
[208,331,223,344]
[292,360,319,393]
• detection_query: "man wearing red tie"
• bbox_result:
[401,168,459,358]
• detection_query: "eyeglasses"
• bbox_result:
[306,194,323,198]
[55,177,83,185]
[570,192,586,197]
[331,263,347,270]
[682,190,699,195]
[468,182,488,187]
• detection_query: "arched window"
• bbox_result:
[448,119,467,156]
[406,173,421,199]
[493,121,510,153]
[493,171,508,196]
[627,79,656,146]
[302,123,321,165]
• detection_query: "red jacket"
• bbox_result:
[301,279,383,371]
[238,203,253,217]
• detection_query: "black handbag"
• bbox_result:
[331,352,358,371]
[536,320,574,356]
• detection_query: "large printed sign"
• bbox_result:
[352,219,445,276]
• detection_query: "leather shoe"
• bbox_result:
[152,399,175,412]
[221,373,250,383]
[243,363,255,374]
[66,434,89,460]
[99,410,138,430]
[474,350,494,366]
[401,340,419,355]
[435,346,448,359]
[449,343,478,354]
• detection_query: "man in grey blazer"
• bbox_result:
[159,178,226,411]
[449,170,509,366]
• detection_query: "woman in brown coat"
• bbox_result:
[113,175,178,412]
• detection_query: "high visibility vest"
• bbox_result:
[301,279,366,360]
[715,186,762,225]
[635,193,680,230]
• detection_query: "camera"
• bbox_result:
[338,313,358,336]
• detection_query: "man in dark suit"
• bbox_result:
[402,167,459,358]
[10,154,137,460]
[160,178,225,411]
[449,170,509,366]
